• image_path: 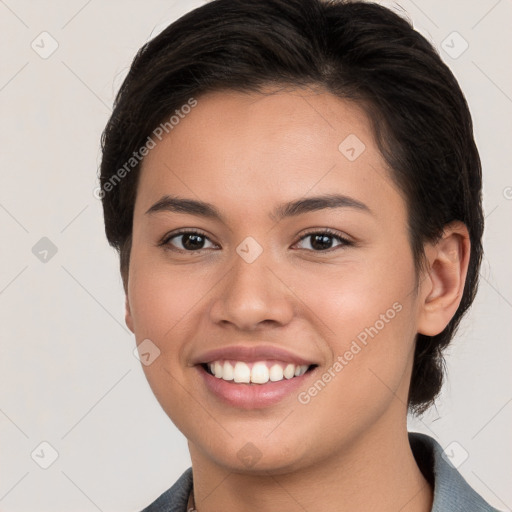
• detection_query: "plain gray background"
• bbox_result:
[0,1,511,510]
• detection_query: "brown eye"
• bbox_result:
[162,231,217,251]
[295,230,352,252]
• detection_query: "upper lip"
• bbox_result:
[191,345,318,366]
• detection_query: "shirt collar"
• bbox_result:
[409,432,498,511]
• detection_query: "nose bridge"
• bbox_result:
[209,236,294,329]
[231,238,271,292]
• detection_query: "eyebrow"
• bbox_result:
[145,193,372,222]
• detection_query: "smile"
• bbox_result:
[204,360,313,384]
[193,345,319,408]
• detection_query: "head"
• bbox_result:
[99,0,482,472]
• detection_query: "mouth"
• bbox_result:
[196,359,319,409]
[201,360,318,384]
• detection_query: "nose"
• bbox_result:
[209,247,295,331]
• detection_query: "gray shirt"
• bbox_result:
[141,432,501,511]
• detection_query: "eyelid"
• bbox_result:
[293,227,353,251]
[160,227,353,253]
[159,228,219,252]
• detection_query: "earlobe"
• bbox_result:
[417,221,471,336]
[125,295,134,333]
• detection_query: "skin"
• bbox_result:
[125,86,470,512]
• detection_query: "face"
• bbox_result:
[126,87,426,474]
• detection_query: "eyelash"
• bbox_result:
[159,228,353,254]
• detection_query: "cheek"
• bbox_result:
[128,248,209,344]
[290,247,417,410]
[127,251,210,430]
[289,247,415,344]
[293,292,416,452]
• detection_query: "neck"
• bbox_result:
[188,417,433,512]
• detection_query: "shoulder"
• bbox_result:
[140,467,193,512]
[408,432,503,512]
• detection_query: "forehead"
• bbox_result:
[135,87,404,223]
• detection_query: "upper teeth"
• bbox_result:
[207,360,309,384]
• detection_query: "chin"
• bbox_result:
[197,435,316,476]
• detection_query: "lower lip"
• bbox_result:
[197,365,315,409]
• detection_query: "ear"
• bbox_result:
[417,221,471,336]
[125,295,134,333]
